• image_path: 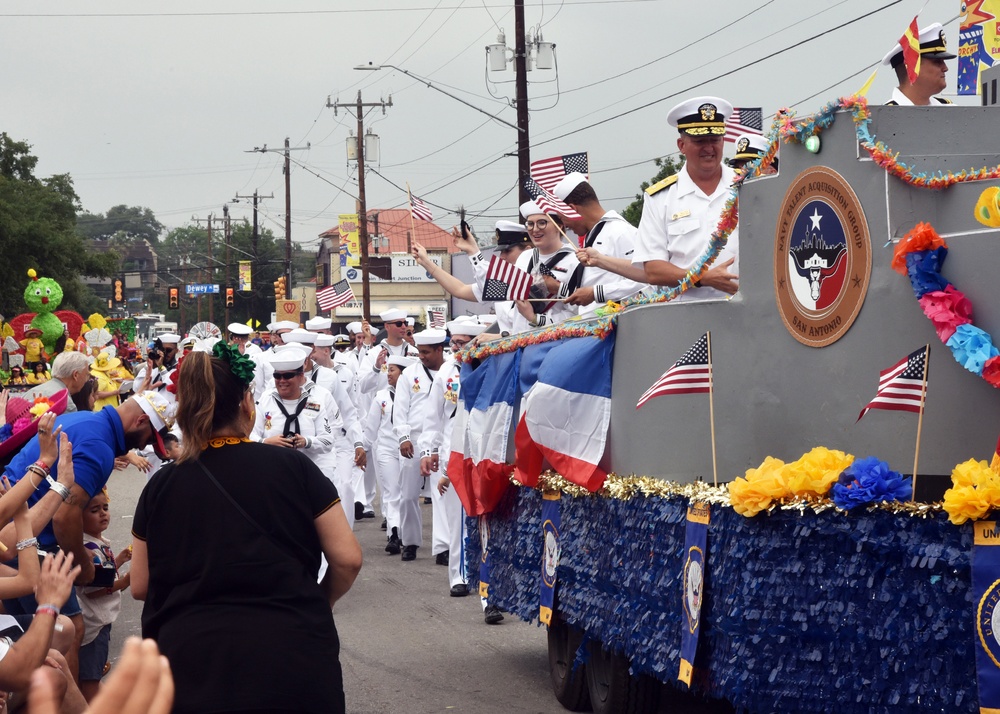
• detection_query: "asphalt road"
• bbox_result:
[105,466,567,714]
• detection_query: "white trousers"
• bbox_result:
[376,448,401,534]
[332,439,355,529]
[430,470,449,556]
[398,456,424,547]
[443,485,467,587]
[352,460,375,512]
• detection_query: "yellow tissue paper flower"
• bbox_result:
[784,446,854,498]
[943,459,1000,525]
[729,456,787,517]
[87,313,107,330]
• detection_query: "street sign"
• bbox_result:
[185,284,220,295]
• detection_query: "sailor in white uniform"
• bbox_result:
[882,23,957,106]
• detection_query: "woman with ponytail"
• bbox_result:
[128,343,361,714]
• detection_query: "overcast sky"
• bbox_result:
[3,0,967,249]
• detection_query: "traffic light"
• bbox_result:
[225,287,235,308]
[273,276,286,300]
[169,287,179,309]
[113,278,124,304]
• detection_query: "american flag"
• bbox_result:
[523,177,577,218]
[427,308,446,329]
[724,107,764,144]
[636,333,712,409]
[316,279,355,311]
[482,254,533,301]
[857,346,929,422]
[530,152,589,194]
[409,193,433,223]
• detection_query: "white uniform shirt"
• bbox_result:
[470,253,521,335]
[570,211,645,314]
[419,358,461,461]
[357,340,419,396]
[633,164,740,303]
[509,247,580,333]
[310,364,363,447]
[251,382,341,462]
[887,87,954,106]
[364,387,398,457]
[392,361,438,452]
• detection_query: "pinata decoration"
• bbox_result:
[23,269,65,355]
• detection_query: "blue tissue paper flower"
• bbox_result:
[905,248,950,298]
[832,456,911,510]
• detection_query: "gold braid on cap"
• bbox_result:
[212,341,256,387]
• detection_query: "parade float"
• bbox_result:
[449,97,1000,713]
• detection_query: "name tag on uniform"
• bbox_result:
[306,402,321,412]
[671,209,691,220]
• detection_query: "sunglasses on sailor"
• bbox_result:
[385,320,406,327]
[272,369,303,381]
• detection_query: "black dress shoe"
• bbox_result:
[354,502,364,521]
[401,545,418,561]
[362,510,376,519]
[435,552,449,566]
[385,531,401,555]
[423,497,432,505]
[450,583,469,597]
[380,518,387,530]
[484,605,504,625]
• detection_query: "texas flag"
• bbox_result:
[514,334,615,492]
[447,350,520,516]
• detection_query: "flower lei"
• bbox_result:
[890,222,1000,386]
[212,341,257,387]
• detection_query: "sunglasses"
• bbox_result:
[386,320,406,327]
[273,370,303,381]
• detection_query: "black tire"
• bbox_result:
[547,620,591,711]
[585,639,658,714]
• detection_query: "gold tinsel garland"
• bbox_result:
[519,470,944,519]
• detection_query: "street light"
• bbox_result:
[354,63,523,133]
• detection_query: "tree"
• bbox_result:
[621,155,685,227]
[0,133,119,318]
[76,204,164,244]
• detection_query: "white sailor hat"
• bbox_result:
[282,328,317,345]
[314,334,336,348]
[476,314,498,325]
[413,329,449,346]
[131,390,178,459]
[379,308,407,323]
[881,23,956,67]
[227,322,252,336]
[305,316,332,331]
[552,173,588,201]
[268,345,309,371]
[346,321,363,334]
[520,200,546,219]
[333,334,351,346]
[267,320,298,332]
[158,333,181,345]
[406,317,415,327]
[447,320,487,337]
[667,96,733,136]
[387,355,417,369]
[495,220,531,249]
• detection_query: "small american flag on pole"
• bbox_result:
[636,333,712,409]
[482,254,533,301]
[857,346,929,422]
[523,177,575,218]
[724,107,764,144]
[409,193,433,223]
[316,279,355,311]
[427,308,446,329]
[530,152,589,193]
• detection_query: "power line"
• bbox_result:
[531,0,905,149]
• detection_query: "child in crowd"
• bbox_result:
[77,488,132,702]
[161,433,182,462]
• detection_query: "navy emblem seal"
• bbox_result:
[774,166,871,348]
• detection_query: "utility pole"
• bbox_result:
[514,0,531,206]
[246,141,309,299]
[223,204,231,326]
[327,91,392,321]
[233,190,273,330]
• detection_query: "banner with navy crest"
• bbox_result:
[539,491,561,626]
[679,501,710,686]
[973,519,1000,712]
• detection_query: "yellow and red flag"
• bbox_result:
[898,16,922,83]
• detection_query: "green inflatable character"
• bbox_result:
[23,268,65,355]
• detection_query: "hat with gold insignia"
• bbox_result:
[730,133,776,169]
[881,23,956,67]
[667,96,733,136]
